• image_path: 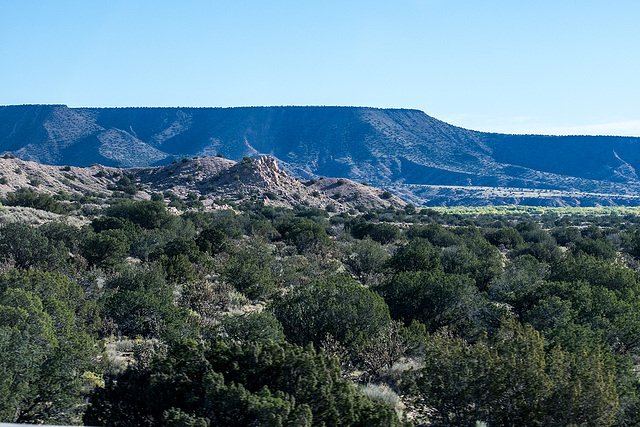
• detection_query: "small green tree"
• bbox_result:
[404,319,619,426]
[271,275,391,354]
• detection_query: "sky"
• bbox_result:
[1,0,639,136]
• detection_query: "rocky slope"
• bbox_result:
[0,155,405,213]
[2,104,640,206]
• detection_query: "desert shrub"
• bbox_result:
[196,228,230,255]
[276,217,332,253]
[81,230,130,268]
[264,191,278,200]
[271,275,391,353]
[485,227,525,248]
[222,241,276,300]
[385,238,441,273]
[572,238,617,260]
[217,310,286,344]
[0,223,68,271]
[0,271,98,423]
[550,226,583,246]
[40,222,84,253]
[403,319,619,427]
[179,280,233,320]
[104,200,173,230]
[343,238,389,283]
[85,340,401,426]
[375,270,481,335]
[2,188,68,214]
[101,263,192,340]
[350,220,400,244]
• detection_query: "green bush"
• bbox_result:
[2,188,68,214]
[85,340,402,426]
[0,270,97,423]
[271,275,391,352]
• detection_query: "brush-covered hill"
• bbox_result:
[0,155,405,214]
[3,104,640,206]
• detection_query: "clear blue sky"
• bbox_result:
[2,0,639,136]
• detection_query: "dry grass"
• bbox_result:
[0,205,87,227]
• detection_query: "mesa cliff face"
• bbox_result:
[2,104,640,206]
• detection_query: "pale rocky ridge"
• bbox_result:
[0,155,406,213]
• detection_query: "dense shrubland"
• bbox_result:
[1,195,640,425]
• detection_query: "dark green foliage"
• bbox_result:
[406,223,462,247]
[157,254,197,284]
[367,223,401,244]
[91,215,143,242]
[3,184,640,425]
[0,270,97,423]
[152,237,202,263]
[350,220,401,244]
[85,340,401,427]
[222,242,276,300]
[104,200,173,229]
[81,230,130,268]
[0,223,68,270]
[381,191,392,199]
[376,270,480,335]
[550,226,582,245]
[572,237,617,260]
[191,210,244,239]
[485,226,524,248]
[271,275,391,352]
[264,191,278,200]
[27,176,41,187]
[405,319,619,426]
[343,238,389,283]
[276,217,331,253]
[440,238,503,288]
[625,229,640,258]
[196,228,230,255]
[40,222,85,253]
[386,238,441,273]
[247,219,280,240]
[101,264,192,339]
[217,311,286,344]
[550,255,639,294]
[294,205,329,219]
[111,175,140,195]
[511,238,562,263]
[2,187,68,214]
